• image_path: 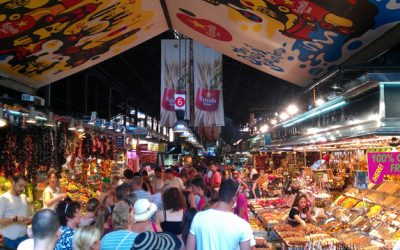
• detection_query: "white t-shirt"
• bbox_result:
[42,186,61,210]
[0,191,29,239]
[250,168,258,180]
[190,209,254,250]
[17,238,33,250]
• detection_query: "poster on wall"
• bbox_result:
[193,41,225,127]
[166,0,400,86]
[160,39,191,127]
[0,0,168,87]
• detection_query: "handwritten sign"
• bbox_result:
[367,152,400,184]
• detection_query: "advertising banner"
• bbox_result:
[160,39,191,127]
[193,41,225,127]
[166,0,400,86]
[0,0,168,87]
[368,152,400,184]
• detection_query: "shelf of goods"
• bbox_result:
[323,181,400,249]
[273,223,340,249]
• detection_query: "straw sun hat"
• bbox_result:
[133,199,157,222]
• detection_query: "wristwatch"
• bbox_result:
[13,216,17,223]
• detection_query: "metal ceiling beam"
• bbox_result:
[304,24,400,93]
[0,77,36,95]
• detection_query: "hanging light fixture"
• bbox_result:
[115,125,121,133]
[107,121,114,130]
[100,119,106,129]
[0,108,7,127]
[88,111,97,125]
[77,121,85,133]
[180,131,190,138]
[146,132,152,139]
[68,118,76,131]
[44,112,56,127]
[26,107,36,124]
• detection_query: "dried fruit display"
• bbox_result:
[367,205,382,218]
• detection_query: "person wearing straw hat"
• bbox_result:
[131,231,182,250]
[131,199,160,233]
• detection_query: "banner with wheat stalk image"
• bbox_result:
[194,41,225,129]
[160,39,190,127]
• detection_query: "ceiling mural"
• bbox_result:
[0,0,168,87]
[166,0,400,86]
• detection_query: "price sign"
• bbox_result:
[174,94,186,111]
[368,152,400,184]
[115,136,124,149]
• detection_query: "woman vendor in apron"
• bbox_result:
[287,193,315,228]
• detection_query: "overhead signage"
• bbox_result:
[367,152,400,184]
[0,0,168,87]
[167,0,400,86]
[174,94,186,111]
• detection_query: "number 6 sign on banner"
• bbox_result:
[174,94,186,110]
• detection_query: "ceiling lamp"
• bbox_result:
[107,121,114,130]
[68,118,76,131]
[315,98,325,106]
[260,125,269,133]
[26,108,36,124]
[44,112,56,127]
[0,108,7,127]
[180,131,190,138]
[280,112,289,121]
[115,125,122,133]
[99,119,106,129]
[77,121,85,133]
[88,111,97,125]
[287,104,299,115]
[169,128,174,142]
[173,121,189,133]
[270,119,277,125]
[146,132,152,139]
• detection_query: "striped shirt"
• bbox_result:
[101,230,137,250]
[132,189,151,200]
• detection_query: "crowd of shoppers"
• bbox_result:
[0,163,255,250]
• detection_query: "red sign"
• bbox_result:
[174,94,186,110]
[137,144,148,150]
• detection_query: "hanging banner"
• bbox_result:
[166,0,400,86]
[160,39,191,127]
[367,152,400,184]
[0,0,168,87]
[193,41,225,127]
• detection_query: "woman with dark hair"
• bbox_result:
[287,193,315,229]
[181,208,197,247]
[155,187,186,235]
[250,174,262,200]
[80,198,100,227]
[43,169,67,210]
[55,198,81,250]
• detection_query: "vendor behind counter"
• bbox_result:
[287,193,315,228]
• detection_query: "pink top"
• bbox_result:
[234,193,249,222]
[197,196,205,211]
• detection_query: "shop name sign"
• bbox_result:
[367,152,400,184]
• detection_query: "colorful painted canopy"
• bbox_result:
[0,0,400,87]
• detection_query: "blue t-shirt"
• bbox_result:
[101,230,138,250]
[55,226,74,250]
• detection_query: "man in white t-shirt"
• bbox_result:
[187,179,254,250]
[0,175,31,249]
